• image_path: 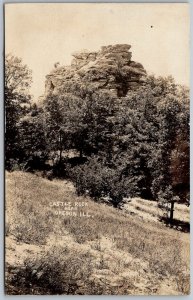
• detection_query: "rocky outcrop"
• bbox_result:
[44,44,147,98]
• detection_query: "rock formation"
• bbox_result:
[44,44,147,98]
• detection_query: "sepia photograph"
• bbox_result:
[4,3,190,295]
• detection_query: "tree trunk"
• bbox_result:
[169,201,175,222]
[59,148,62,164]
[59,131,62,165]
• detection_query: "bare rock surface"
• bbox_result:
[44,44,147,98]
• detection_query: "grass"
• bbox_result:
[5,171,190,295]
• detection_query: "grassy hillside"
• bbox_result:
[5,171,190,295]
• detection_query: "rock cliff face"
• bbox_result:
[44,44,147,97]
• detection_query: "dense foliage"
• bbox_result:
[5,55,189,218]
[5,54,32,168]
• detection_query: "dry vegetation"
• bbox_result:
[5,171,190,295]
[124,198,190,225]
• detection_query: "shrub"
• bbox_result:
[69,156,139,207]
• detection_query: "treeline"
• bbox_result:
[5,55,189,216]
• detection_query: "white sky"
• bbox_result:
[5,3,190,100]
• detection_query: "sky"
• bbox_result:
[5,3,190,100]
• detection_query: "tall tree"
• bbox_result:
[145,77,190,221]
[17,104,48,169]
[5,54,32,168]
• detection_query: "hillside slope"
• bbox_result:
[5,171,190,295]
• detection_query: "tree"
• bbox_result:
[43,94,65,164]
[5,54,32,168]
[145,76,190,221]
[5,54,32,94]
[70,155,139,208]
[17,104,48,170]
[113,75,189,217]
[43,72,189,216]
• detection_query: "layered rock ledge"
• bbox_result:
[44,44,147,98]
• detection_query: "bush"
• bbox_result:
[69,156,139,207]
